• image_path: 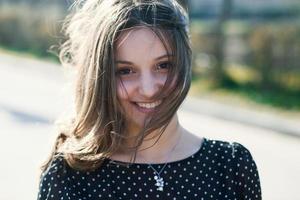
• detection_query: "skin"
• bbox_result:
[113,27,203,163]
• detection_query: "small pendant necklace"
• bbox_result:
[144,132,182,192]
[148,162,168,191]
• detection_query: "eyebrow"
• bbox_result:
[115,54,173,64]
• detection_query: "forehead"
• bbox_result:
[115,27,171,61]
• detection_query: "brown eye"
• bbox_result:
[116,68,134,75]
[157,62,172,70]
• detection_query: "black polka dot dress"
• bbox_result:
[38,138,261,200]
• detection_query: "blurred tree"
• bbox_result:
[0,3,64,58]
[249,25,300,91]
[211,0,233,87]
[249,27,274,90]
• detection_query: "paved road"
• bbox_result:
[0,53,299,200]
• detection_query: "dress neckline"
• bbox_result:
[106,137,207,166]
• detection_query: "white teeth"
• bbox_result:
[136,100,162,109]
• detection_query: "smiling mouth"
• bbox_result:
[132,100,162,113]
[136,100,162,108]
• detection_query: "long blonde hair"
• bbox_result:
[42,0,192,172]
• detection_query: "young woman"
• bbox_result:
[38,0,261,199]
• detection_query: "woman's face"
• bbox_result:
[115,27,172,132]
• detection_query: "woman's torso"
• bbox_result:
[38,138,261,200]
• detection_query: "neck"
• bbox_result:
[137,115,182,162]
[119,114,184,163]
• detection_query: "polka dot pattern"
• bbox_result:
[38,138,261,199]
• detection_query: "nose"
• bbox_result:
[138,72,164,99]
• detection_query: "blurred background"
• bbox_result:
[0,0,299,199]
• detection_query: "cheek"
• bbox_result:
[155,73,168,90]
[117,85,127,102]
[160,74,168,85]
[162,75,178,93]
[170,77,178,89]
[117,80,133,100]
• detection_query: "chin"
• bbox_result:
[126,115,146,131]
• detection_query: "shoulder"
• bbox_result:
[38,155,100,199]
[37,155,72,200]
[202,138,261,196]
[200,138,260,174]
[202,138,254,159]
[40,155,70,180]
